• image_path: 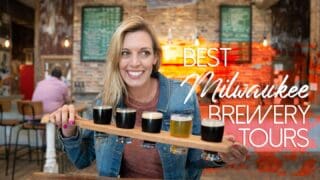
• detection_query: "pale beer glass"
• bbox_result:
[141,111,163,148]
[200,119,224,161]
[169,113,193,154]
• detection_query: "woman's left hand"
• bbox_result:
[218,135,248,165]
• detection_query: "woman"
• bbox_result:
[50,16,247,179]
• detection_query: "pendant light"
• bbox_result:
[4,36,10,48]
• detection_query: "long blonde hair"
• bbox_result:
[102,16,162,108]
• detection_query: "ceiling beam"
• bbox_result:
[0,0,34,28]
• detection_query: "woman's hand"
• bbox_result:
[49,104,77,138]
[218,135,248,165]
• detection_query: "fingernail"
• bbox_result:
[68,119,75,125]
[63,124,68,129]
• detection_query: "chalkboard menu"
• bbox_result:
[81,6,122,62]
[220,5,251,42]
[220,5,252,63]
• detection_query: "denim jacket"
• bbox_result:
[59,73,222,179]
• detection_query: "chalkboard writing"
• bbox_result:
[220,5,252,63]
[220,6,251,42]
[81,6,122,62]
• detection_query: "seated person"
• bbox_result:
[32,66,71,120]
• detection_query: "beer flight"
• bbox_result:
[93,106,224,157]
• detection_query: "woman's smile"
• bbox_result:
[127,70,144,79]
[119,30,157,89]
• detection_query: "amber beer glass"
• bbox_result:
[141,111,163,148]
[169,113,193,154]
[201,119,224,161]
[115,108,136,144]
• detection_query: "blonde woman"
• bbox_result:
[50,16,247,179]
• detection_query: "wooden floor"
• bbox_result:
[0,146,94,180]
[0,145,41,180]
[0,158,42,180]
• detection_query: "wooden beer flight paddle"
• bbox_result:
[41,114,233,153]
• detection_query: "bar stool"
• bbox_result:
[11,100,46,179]
[0,99,22,176]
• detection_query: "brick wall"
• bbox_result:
[309,0,320,105]
[72,0,274,99]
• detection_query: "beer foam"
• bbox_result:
[116,108,136,113]
[142,111,163,119]
[201,119,224,127]
[171,114,192,121]
[94,105,112,110]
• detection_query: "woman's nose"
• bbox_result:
[130,54,141,67]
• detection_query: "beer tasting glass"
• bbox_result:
[115,108,136,144]
[169,113,193,154]
[93,106,112,137]
[93,106,112,125]
[200,119,224,161]
[141,111,163,148]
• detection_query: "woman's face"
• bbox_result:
[119,30,157,89]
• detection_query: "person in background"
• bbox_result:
[32,66,71,114]
[49,16,247,179]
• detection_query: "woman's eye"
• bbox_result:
[140,51,151,57]
[121,51,130,57]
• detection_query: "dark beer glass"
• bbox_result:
[93,106,112,125]
[200,119,224,161]
[141,111,163,148]
[115,108,136,144]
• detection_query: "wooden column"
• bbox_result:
[34,0,42,83]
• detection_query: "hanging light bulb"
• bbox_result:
[262,35,268,47]
[194,35,200,46]
[4,36,10,48]
[167,28,172,44]
[262,12,268,47]
[193,28,200,46]
[4,0,10,48]
[62,36,71,48]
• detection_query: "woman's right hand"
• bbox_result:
[49,104,77,138]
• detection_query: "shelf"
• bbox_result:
[0,94,24,100]
[41,115,232,153]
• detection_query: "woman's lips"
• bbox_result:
[127,71,143,79]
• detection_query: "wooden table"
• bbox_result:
[29,172,116,180]
[73,102,88,115]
